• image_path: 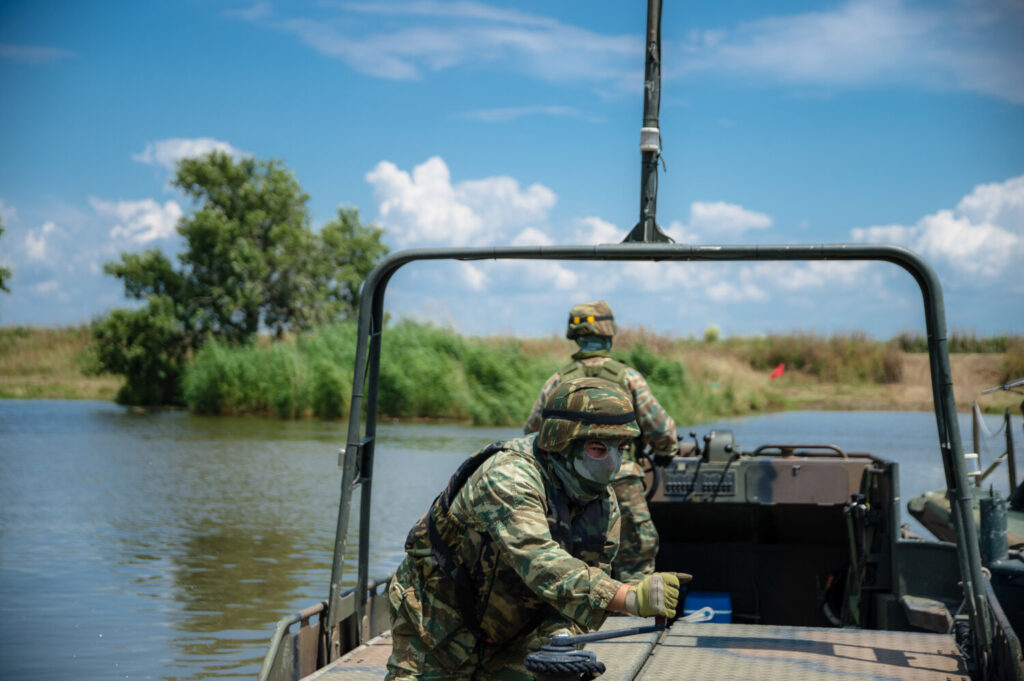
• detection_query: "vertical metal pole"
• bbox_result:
[353,279,387,644]
[924,298,993,662]
[624,0,671,243]
[973,402,981,465]
[1006,408,1017,492]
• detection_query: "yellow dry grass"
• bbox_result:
[0,325,120,400]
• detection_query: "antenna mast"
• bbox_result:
[624,0,672,243]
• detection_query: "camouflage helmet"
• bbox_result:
[537,377,640,454]
[566,301,616,340]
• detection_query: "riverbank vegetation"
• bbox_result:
[180,321,776,424]
[87,152,388,406]
[3,323,1021,423]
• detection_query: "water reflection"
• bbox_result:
[0,401,1018,681]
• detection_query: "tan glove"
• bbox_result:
[624,572,692,617]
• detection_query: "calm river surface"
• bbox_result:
[1,399,1020,680]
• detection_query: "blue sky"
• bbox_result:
[1,0,1022,339]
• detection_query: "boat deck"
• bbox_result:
[303,617,969,681]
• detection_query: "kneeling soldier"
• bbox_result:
[386,377,689,680]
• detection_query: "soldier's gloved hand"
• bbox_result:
[624,572,692,617]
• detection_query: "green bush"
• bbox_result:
[311,360,347,419]
[90,295,187,405]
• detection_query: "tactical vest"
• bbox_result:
[404,440,609,643]
[558,357,629,387]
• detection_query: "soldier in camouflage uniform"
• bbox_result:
[524,301,677,582]
[386,377,688,680]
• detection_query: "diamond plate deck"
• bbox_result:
[302,621,969,681]
[636,622,968,681]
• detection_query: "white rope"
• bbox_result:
[681,606,715,623]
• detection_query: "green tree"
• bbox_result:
[90,295,188,405]
[0,221,11,294]
[92,151,388,405]
[316,206,389,319]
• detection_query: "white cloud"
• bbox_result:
[24,222,57,261]
[462,105,592,123]
[360,156,907,312]
[515,260,579,290]
[224,2,271,21]
[367,158,481,246]
[231,0,1023,103]
[458,262,488,291]
[365,156,556,247]
[457,176,556,233]
[0,198,16,225]
[612,258,875,305]
[706,280,768,303]
[511,227,554,246]
[742,261,873,292]
[32,279,59,294]
[573,216,625,245]
[677,0,1024,104]
[132,137,244,171]
[0,43,76,64]
[24,232,47,261]
[849,224,916,243]
[851,174,1024,280]
[653,201,774,244]
[663,220,700,244]
[90,197,184,243]
[914,210,1017,277]
[241,4,638,85]
[686,201,773,240]
[955,175,1024,227]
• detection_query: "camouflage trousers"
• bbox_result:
[384,598,534,681]
[610,473,659,582]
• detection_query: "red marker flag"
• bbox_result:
[770,363,785,380]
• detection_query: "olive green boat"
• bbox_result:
[257,1,1023,679]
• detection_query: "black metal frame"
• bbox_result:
[326,241,993,665]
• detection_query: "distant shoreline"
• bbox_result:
[2,324,1020,419]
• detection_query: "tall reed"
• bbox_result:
[181,321,783,425]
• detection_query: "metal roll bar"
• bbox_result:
[327,241,992,666]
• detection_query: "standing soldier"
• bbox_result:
[524,301,677,582]
[386,377,688,680]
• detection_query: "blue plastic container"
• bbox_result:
[683,591,732,623]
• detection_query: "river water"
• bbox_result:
[0,399,1020,680]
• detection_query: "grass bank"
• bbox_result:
[2,323,1021,422]
[0,325,121,400]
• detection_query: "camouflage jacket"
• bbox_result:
[524,356,678,467]
[395,434,623,653]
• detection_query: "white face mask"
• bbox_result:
[571,439,625,486]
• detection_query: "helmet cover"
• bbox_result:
[537,377,639,453]
[566,301,616,340]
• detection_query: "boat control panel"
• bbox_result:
[648,430,876,506]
